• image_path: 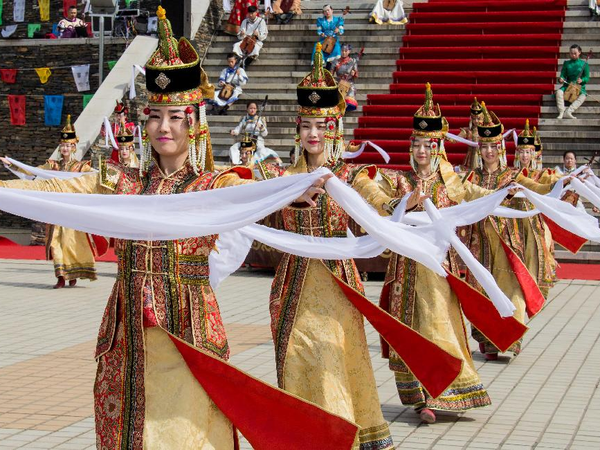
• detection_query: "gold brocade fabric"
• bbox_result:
[467,168,526,355]
[283,261,392,449]
[143,328,234,450]
[381,167,492,411]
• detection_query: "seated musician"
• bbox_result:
[273,0,302,24]
[556,44,589,120]
[369,0,407,25]
[312,4,344,68]
[233,5,268,67]
[210,53,248,115]
[58,5,86,38]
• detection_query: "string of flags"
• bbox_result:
[0,60,117,87]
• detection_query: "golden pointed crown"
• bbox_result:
[59,114,78,144]
[517,119,535,147]
[412,83,447,138]
[476,101,504,142]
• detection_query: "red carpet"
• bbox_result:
[350,0,566,168]
[0,237,117,262]
[556,264,600,281]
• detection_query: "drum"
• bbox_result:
[322,36,337,54]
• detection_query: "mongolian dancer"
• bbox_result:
[513,121,557,299]
[457,97,484,170]
[369,0,407,25]
[114,125,140,169]
[229,101,281,165]
[312,5,345,66]
[1,116,97,289]
[0,9,336,447]
[376,84,524,424]
[332,44,360,112]
[267,45,406,448]
[465,103,543,361]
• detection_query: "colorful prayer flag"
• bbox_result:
[0,69,17,84]
[1,25,18,38]
[35,67,52,84]
[8,95,26,126]
[107,60,117,71]
[13,0,25,22]
[39,0,50,22]
[71,64,91,92]
[44,95,64,126]
[82,93,94,109]
[63,0,76,16]
[27,23,42,38]
[0,1,3,26]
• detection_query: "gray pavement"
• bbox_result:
[0,259,599,449]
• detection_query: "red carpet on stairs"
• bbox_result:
[556,264,600,281]
[351,0,567,168]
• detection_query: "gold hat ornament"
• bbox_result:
[470,97,483,116]
[59,114,78,145]
[476,102,507,169]
[294,43,346,166]
[141,7,214,175]
[410,83,449,173]
[514,119,536,170]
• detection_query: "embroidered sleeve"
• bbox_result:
[352,167,395,215]
[0,172,104,194]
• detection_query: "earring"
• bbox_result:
[139,128,151,176]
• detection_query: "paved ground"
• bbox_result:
[0,259,599,449]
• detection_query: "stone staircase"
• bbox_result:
[204,0,413,162]
[539,0,600,262]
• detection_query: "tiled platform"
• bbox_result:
[1,259,599,449]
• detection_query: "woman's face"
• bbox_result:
[145,106,195,160]
[564,152,576,169]
[240,148,253,165]
[299,117,327,157]
[247,103,257,116]
[323,6,333,18]
[59,143,74,157]
[119,146,131,161]
[480,142,500,166]
[518,147,533,166]
[569,47,581,60]
[411,137,433,168]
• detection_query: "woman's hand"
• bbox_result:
[294,174,333,207]
[406,181,430,210]
[230,130,238,136]
[218,81,225,87]
[507,182,522,196]
[0,156,11,167]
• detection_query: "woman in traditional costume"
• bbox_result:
[378,84,499,424]
[369,0,407,25]
[457,97,484,171]
[513,121,557,299]
[114,125,140,168]
[0,9,334,448]
[272,0,302,24]
[1,115,97,289]
[466,103,538,361]
[332,44,359,112]
[267,44,397,449]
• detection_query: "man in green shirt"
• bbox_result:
[556,44,590,119]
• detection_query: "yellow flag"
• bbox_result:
[38,0,50,22]
[35,67,52,84]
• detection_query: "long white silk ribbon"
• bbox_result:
[342,141,391,163]
[4,157,97,180]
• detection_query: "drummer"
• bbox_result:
[233,5,268,68]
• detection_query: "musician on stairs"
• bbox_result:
[556,44,590,120]
[233,5,268,68]
[369,0,407,25]
[211,53,248,115]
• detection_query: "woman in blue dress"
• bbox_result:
[312,5,345,65]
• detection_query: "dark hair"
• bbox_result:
[68,5,77,10]
[247,5,258,13]
[289,149,295,157]
[226,52,237,60]
[570,44,582,53]
[563,150,577,159]
[246,101,258,109]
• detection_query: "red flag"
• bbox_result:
[446,270,528,352]
[0,69,18,84]
[542,214,587,255]
[8,95,26,126]
[170,333,359,450]
[333,277,462,399]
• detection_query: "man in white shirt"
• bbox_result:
[233,6,268,67]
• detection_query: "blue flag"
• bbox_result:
[44,95,64,126]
